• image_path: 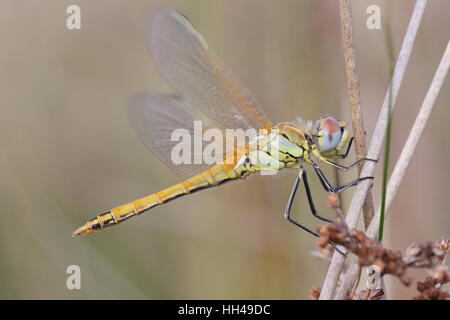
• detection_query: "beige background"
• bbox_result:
[0,0,449,299]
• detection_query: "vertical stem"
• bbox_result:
[378,17,396,243]
[339,0,375,229]
[378,78,393,242]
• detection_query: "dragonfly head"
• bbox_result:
[314,116,350,156]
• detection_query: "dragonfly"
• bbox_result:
[73,8,376,252]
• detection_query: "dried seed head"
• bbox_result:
[427,265,450,283]
[434,237,450,263]
[404,243,422,263]
[415,275,449,300]
[326,193,341,210]
[309,286,321,300]
[311,245,334,261]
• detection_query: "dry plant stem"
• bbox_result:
[319,0,428,300]
[339,0,375,229]
[335,39,450,299]
[337,0,383,293]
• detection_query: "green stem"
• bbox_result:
[378,18,395,242]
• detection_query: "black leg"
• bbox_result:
[284,175,323,235]
[333,176,374,193]
[336,137,354,159]
[284,169,346,256]
[310,159,374,194]
[310,160,335,192]
[301,169,331,223]
[323,157,378,171]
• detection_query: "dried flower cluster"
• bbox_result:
[316,220,449,299]
[309,286,321,300]
[326,193,345,220]
[317,219,411,284]
[434,237,450,259]
[414,265,450,300]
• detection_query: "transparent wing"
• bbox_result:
[147,8,273,131]
[128,93,241,179]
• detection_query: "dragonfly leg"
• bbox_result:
[310,159,374,194]
[320,156,378,171]
[336,137,354,159]
[301,169,332,223]
[284,168,346,256]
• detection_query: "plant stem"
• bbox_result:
[378,17,396,243]
[338,0,375,230]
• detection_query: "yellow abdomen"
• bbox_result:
[72,162,246,236]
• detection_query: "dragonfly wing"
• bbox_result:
[148,8,273,131]
[128,92,243,180]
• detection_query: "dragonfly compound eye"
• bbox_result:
[318,117,342,152]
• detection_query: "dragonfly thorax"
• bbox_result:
[245,129,304,173]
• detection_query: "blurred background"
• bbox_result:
[0,0,449,299]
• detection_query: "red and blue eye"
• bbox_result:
[319,117,342,151]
